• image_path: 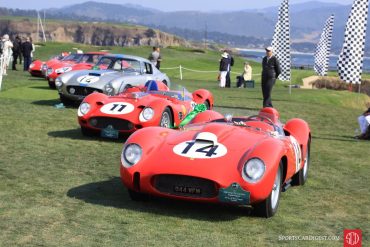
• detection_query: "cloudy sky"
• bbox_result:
[0,0,354,11]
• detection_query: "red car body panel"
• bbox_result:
[29,56,62,77]
[46,52,108,85]
[78,83,214,135]
[120,108,310,205]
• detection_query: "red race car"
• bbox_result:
[28,52,69,77]
[120,107,311,218]
[77,81,214,138]
[46,52,108,88]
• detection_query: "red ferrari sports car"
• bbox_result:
[28,52,69,77]
[46,52,108,88]
[78,81,214,138]
[120,107,311,218]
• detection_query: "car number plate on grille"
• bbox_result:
[219,183,250,205]
[173,186,202,195]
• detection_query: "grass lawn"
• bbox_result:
[0,43,369,247]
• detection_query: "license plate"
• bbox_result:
[174,186,202,195]
[101,125,119,139]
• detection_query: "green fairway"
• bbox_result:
[0,43,369,247]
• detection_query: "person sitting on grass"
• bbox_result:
[356,101,370,140]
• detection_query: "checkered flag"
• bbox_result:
[337,0,369,84]
[271,0,291,81]
[314,15,334,76]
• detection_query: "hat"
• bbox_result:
[265,46,273,52]
[221,51,228,58]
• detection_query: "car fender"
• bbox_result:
[190,110,224,124]
[192,89,214,107]
[284,118,310,154]
[242,138,287,201]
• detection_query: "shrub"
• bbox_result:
[312,77,370,96]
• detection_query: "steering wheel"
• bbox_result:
[245,115,276,128]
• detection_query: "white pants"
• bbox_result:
[358,115,370,134]
[219,71,227,88]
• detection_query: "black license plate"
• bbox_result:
[173,186,202,195]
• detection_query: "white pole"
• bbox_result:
[39,14,47,42]
[36,11,40,42]
[0,55,4,91]
[179,65,183,80]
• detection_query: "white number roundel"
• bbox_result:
[173,140,227,159]
[77,75,100,85]
[290,136,302,172]
[100,102,135,115]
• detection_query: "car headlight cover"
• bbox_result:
[78,102,91,116]
[142,107,154,121]
[104,83,114,95]
[46,68,53,75]
[242,158,265,183]
[122,144,142,167]
[55,77,63,87]
[56,66,72,74]
[29,63,35,69]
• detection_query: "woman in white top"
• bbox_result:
[2,34,13,75]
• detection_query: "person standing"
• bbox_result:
[1,34,13,75]
[261,46,281,108]
[218,51,230,88]
[12,36,22,70]
[22,37,33,71]
[148,46,162,70]
[225,50,234,88]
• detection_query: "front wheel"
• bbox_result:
[203,100,210,110]
[48,79,56,89]
[253,163,283,218]
[159,108,173,128]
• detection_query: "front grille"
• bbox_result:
[67,86,102,96]
[153,175,218,198]
[89,117,134,131]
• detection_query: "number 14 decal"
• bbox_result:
[173,140,227,159]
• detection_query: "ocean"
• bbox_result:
[238,49,370,73]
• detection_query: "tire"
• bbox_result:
[159,108,173,128]
[128,189,149,201]
[48,79,56,89]
[203,100,210,110]
[253,163,283,218]
[292,139,311,186]
[81,127,96,137]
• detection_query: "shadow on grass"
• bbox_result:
[67,177,252,221]
[30,86,54,90]
[312,134,360,143]
[32,99,61,106]
[48,128,129,143]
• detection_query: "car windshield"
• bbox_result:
[149,83,191,101]
[96,57,141,73]
[61,53,83,62]
[77,54,103,64]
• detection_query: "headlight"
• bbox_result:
[104,83,114,95]
[46,68,53,75]
[55,78,63,87]
[142,107,154,121]
[42,64,47,70]
[242,158,265,183]
[56,67,72,74]
[122,144,142,167]
[29,63,35,69]
[78,102,90,116]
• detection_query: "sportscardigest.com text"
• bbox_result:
[278,235,340,241]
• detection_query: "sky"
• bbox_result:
[0,0,355,12]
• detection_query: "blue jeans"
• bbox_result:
[23,55,31,71]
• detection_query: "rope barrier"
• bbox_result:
[160,65,261,80]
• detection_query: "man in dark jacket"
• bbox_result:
[21,37,33,71]
[225,50,234,88]
[12,36,22,70]
[261,46,281,108]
